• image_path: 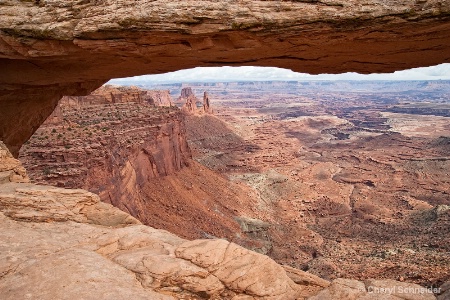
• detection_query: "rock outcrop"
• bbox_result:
[2,131,442,299]
[19,86,263,243]
[0,141,29,184]
[60,85,173,108]
[179,88,213,115]
[148,90,174,107]
[1,0,450,155]
[19,85,191,213]
[0,141,321,300]
[203,91,213,114]
[179,87,200,114]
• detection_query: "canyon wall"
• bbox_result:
[19,86,260,242]
[1,0,450,155]
[20,86,191,215]
[3,112,446,300]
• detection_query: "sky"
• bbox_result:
[109,63,450,85]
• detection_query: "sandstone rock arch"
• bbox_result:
[1,0,450,155]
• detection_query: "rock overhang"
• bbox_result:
[1,0,450,155]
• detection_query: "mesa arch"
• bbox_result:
[1,0,450,156]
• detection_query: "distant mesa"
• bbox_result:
[178,87,213,115]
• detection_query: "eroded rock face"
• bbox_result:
[60,85,173,107]
[0,143,323,300]
[19,87,264,242]
[1,142,441,299]
[19,86,191,220]
[179,87,200,114]
[0,141,29,184]
[203,92,213,114]
[1,0,450,154]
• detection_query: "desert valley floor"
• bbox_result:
[19,81,450,289]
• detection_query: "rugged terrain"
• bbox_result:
[3,117,448,300]
[2,0,450,155]
[177,81,450,288]
[2,141,330,300]
[2,1,450,298]
[20,86,258,243]
[18,82,450,298]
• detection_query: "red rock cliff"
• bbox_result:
[20,86,190,206]
[19,86,259,241]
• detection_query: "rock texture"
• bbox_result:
[0,141,29,184]
[178,88,214,115]
[3,133,442,300]
[19,85,190,208]
[179,87,200,114]
[21,86,190,188]
[19,86,264,244]
[1,0,450,154]
[0,142,323,300]
[203,92,213,114]
[59,85,173,108]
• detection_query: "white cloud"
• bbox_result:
[108,64,450,84]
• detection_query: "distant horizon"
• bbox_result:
[108,64,450,85]
[107,78,450,86]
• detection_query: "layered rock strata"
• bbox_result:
[179,87,200,114]
[203,91,213,114]
[62,85,173,107]
[19,86,260,242]
[2,0,450,154]
[179,87,214,115]
[2,135,444,300]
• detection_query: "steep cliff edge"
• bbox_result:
[2,126,445,299]
[20,86,190,189]
[1,0,450,155]
[19,86,261,241]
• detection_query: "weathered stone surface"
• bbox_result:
[0,248,174,300]
[203,91,213,114]
[0,80,104,157]
[0,182,323,300]
[0,180,307,299]
[282,265,331,288]
[0,182,140,226]
[179,87,200,114]
[1,0,450,154]
[0,144,328,299]
[19,89,192,218]
[0,141,28,183]
[175,239,303,299]
[55,85,173,110]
